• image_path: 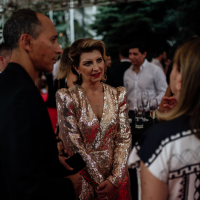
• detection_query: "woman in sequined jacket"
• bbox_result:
[56,38,132,200]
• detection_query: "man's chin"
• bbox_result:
[48,66,54,72]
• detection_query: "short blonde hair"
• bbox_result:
[68,38,107,85]
[157,37,200,139]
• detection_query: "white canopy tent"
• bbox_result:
[0,0,143,11]
[0,0,144,43]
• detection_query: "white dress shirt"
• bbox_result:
[124,59,168,110]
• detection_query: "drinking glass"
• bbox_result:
[141,91,149,122]
[135,97,144,129]
[149,98,158,122]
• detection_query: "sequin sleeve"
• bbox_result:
[107,87,132,188]
[56,89,104,188]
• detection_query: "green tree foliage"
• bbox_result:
[91,0,200,62]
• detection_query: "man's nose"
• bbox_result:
[56,43,63,55]
[130,54,135,59]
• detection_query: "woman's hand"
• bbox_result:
[95,180,117,200]
[58,155,73,171]
[162,96,177,113]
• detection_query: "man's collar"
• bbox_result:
[141,59,148,68]
[152,58,161,64]
[121,59,131,63]
[132,59,148,71]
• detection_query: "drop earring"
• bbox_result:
[78,74,82,81]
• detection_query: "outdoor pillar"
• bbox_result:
[2,13,4,27]
[49,10,53,22]
[0,13,4,43]
[70,0,75,44]
[81,8,85,38]
[64,10,69,37]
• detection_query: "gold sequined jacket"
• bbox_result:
[56,83,132,200]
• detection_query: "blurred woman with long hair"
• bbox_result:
[54,47,77,157]
[129,37,200,200]
[54,47,76,90]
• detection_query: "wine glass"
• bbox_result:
[149,98,158,122]
[135,97,144,129]
[141,91,149,122]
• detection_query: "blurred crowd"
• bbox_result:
[27,41,172,112]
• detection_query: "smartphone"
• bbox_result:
[65,153,86,175]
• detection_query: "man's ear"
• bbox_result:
[176,73,182,91]
[19,34,33,52]
[143,51,147,58]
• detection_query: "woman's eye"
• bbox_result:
[97,58,102,63]
[84,62,91,66]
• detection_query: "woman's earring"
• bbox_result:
[78,74,82,81]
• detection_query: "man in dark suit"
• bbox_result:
[0,9,81,200]
[109,45,131,87]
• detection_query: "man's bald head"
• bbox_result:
[3,9,43,50]
[3,8,62,75]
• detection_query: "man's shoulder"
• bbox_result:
[151,58,158,64]
[0,65,42,109]
[1,63,35,85]
[0,82,44,127]
[124,65,132,76]
[146,60,163,73]
[0,78,35,98]
[9,85,41,108]
[151,58,164,69]
[146,59,158,68]
[1,73,37,95]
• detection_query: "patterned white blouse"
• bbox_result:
[128,115,200,200]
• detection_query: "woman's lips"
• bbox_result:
[91,72,101,78]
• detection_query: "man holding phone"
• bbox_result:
[0,9,81,200]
